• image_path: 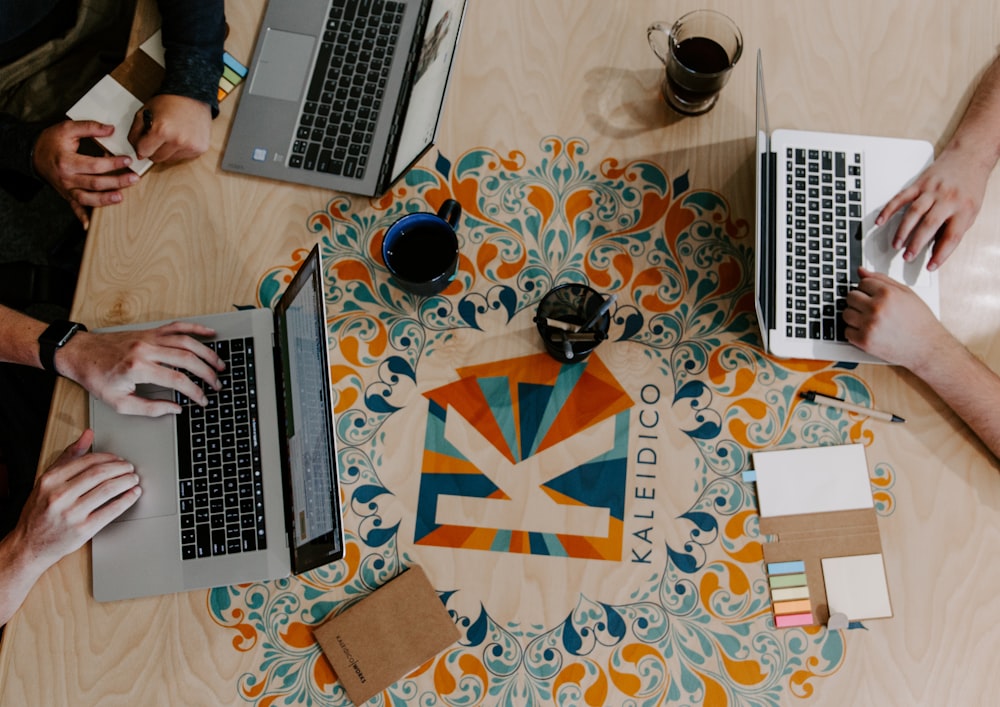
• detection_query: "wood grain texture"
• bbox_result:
[2,0,1000,705]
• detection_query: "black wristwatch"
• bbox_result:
[38,320,87,374]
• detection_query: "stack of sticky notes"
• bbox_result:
[750,443,893,629]
[219,52,248,103]
[766,560,812,628]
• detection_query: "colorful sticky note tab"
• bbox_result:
[771,585,809,602]
[223,52,248,77]
[768,573,807,589]
[775,612,814,628]
[772,598,812,616]
[767,560,806,575]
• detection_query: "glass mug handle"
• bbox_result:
[647,22,673,65]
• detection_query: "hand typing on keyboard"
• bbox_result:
[876,54,1000,271]
[843,267,1000,460]
[54,321,226,417]
[877,146,992,271]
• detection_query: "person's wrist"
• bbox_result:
[52,329,91,384]
[906,328,963,378]
[2,523,48,584]
[38,320,88,376]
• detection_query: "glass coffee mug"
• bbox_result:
[381,199,462,295]
[648,10,743,115]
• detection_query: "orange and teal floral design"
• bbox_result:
[210,136,895,706]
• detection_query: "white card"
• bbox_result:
[822,553,892,620]
[65,75,154,175]
[752,444,873,518]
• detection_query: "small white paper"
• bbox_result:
[752,444,873,518]
[66,75,154,175]
[822,553,892,621]
[138,31,166,67]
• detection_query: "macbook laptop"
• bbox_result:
[754,50,938,363]
[90,245,344,602]
[221,0,468,197]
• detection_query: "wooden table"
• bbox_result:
[3,1,1000,704]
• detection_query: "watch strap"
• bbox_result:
[38,320,87,374]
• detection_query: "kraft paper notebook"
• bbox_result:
[314,565,459,705]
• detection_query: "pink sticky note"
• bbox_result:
[775,611,814,628]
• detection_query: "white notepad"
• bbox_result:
[822,553,893,621]
[752,443,874,518]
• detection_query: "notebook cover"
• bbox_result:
[314,565,459,705]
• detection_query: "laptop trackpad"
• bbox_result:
[863,210,933,289]
[91,395,179,522]
[248,28,315,102]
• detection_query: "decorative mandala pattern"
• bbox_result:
[209,136,895,706]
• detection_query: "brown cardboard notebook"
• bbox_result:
[314,565,459,705]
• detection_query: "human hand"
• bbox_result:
[876,146,992,271]
[843,267,955,371]
[128,94,212,163]
[32,120,140,228]
[11,429,140,572]
[56,321,226,416]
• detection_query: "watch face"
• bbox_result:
[55,325,76,346]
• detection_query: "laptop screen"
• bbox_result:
[390,0,468,178]
[754,51,775,343]
[274,247,344,570]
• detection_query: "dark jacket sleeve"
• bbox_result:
[156,0,226,117]
[0,114,46,197]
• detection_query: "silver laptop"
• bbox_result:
[755,50,939,363]
[222,0,467,197]
[90,245,344,602]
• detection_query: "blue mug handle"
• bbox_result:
[437,199,462,228]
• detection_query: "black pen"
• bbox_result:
[142,108,154,135]
[800,390,905,423]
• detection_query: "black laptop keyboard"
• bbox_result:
[176,338,267,561]
[289,0,406,179]
[783,148,865,342]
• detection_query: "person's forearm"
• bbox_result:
[156,0,225,115]
[0,530,46,626]
[0,305,48,369]
[909,336,1000,460]
[944,56,1000,172]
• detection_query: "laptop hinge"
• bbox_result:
[376,0,433,194]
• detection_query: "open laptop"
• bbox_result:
[754,50,938,363]
[221,0,468,197]
[90,245,344,602]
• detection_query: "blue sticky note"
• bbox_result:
[767,560,806,575]
[223,52,248,78]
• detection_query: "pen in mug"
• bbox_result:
[799,390,905,423]
[581,293,617,332]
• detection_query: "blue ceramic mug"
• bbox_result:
[381,199,462,295]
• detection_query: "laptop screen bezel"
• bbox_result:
[385,0,469,187]
[754,50,776,347]
[272,245,345,573]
